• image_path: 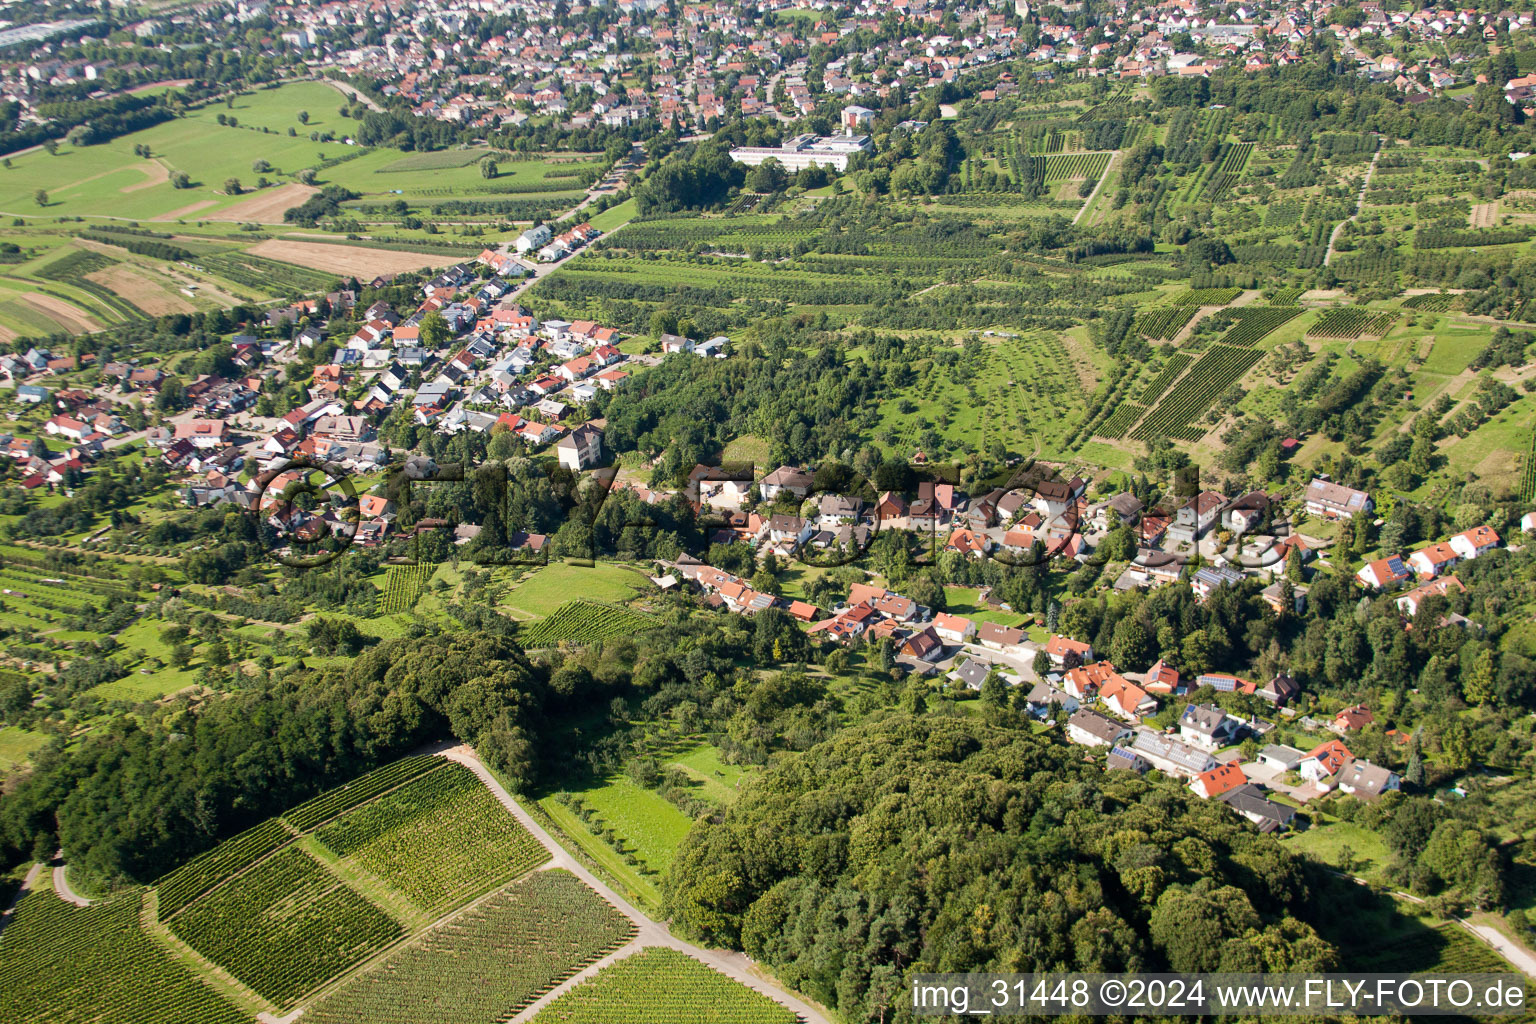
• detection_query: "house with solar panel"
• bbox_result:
[1304,478,1371,520]
[1356,554,1412,589]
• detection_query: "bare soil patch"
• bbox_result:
[121,161,169,193]
[1471,201,1499,228]
[248,238,460,277]
[151,200,217,222]
[206,183,318,224]
[18,294,99,333]
[85,265,194,316]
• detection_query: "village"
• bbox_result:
[6,0,1532,141]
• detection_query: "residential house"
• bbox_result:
[1191,565,1245,601]
[1066,708,1131,748]
[1332,704,1374,734]
[1219,784,1296,832]
[1336,758,1401,799]
[1106,746,1152,773]
[1179,703,1241,751]
[1100,674,1157,721]
[1191,762,1248,799]
[1299,739,1352,782]
[932,613,977,644]
[1305,477,1371,519]
[900,626,945,662]
[1407,541,1459,579]
[1449,524,1500,561]
[1357,555,1412,589]
[556,423,603,471]
[1143,659,1182,695]
[1396,576,1466,617]
[977,622,1026,653]
[949,657,992,690]
[1257,672,1300,706]
[1132,732,1218,778]
[760,465,813,500]
[1045,634,1093,667]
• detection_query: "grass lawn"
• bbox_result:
[1281,819,1394,881]
[570,775,695,875]
[500,561,645,619]
[538,794,667,914]
[589,197,637,233]
[0,726,48,770]
[943,586,1027,626]
[669,744,756,805]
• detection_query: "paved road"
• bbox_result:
[1072,149,1120,226]
[0,861,43,941]
[1467,923,1536,978]
[314,77,382,113]
[1324,147,1380,267]
[442,745,830,1024]
[52,861,91,907]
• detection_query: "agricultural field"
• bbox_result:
[500,562,649,619]
[282,754,447,832]
[0,874,250,1024]
[530,947,799,1024]
[167,845,405,1008]
[155,817,296,919]
[0,79,618,339]
[379,564,434,615]
[520,599,655,646]
[305,870,636,1024]
[313,762,550,915]
[1132,345,1268,442]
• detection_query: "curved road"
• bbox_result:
[442,745,831,1024]
[1324,147,1380,267]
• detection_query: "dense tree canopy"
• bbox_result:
[666,715,1336,1022]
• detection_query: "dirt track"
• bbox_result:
[121,160,169,193]
[151,199,217,222]
[207,183,318,224]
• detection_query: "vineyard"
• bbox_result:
[380,564,434,614]
[306,870,636,1024]
[194,252,336,294]
[168,846,405,1008]
[1203,142,1254,200]
[1401,292,1455,311]
[1308,308,1397,339]
[0,878,249,1024]
[1094,402,1146,439]
[1171,287,1243,305]
[520,599,656,647]
[282,754,446,832]
[1522,432,1536,504]
[1269,287,1306,305]
[1133,344,1266,442]
[1136,354,1193,404]
[314,762,551,915]
[154,817,294,919]
[1219,306,1302,347]
[530,947,799,1024]
[1133,304,1199,340]
[1043,152,1111,181]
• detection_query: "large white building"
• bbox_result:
[515,224,552,254]
[729,133,873,172]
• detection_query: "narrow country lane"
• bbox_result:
[441,745,832,1024]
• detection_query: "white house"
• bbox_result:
[515,224,552,254]
[556,423,603,471]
